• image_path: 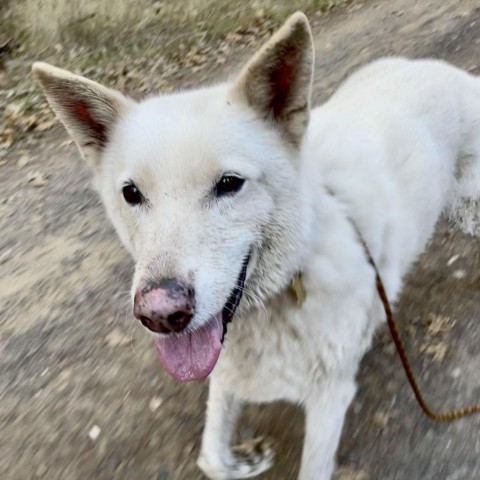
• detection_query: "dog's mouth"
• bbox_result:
[154,253,250,382]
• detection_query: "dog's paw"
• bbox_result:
[230,437,275,476]
[198,437,275,479]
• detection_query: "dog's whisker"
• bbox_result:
[243,290,269,324]
[128,313,141,362]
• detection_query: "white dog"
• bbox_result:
[33,12,480,480]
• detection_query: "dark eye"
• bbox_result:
[215,175,245,197]
[122,183,143,205]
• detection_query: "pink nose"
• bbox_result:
[133,279,195,334]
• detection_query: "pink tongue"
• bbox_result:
[155,315,223,382]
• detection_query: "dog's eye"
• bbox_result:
[215,175,245,197]
[122,183,143,206]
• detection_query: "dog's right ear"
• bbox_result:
[32,62,134,167]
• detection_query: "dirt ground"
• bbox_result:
[2,0,480,479]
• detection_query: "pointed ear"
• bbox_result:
[230,12,314,147]
[32,62,134,167]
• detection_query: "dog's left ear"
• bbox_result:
[231,12,314,147]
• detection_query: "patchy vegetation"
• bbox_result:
[0,0,344,152]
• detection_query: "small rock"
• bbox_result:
[149,396,163,412]
[35,463,48,477]
[372,410,390,429]
[447,254,459,266]
[88,425,101,441]
[17,155,30,168]
[155,467,170,480]
[452,269,466,279]
[451,368,462,379]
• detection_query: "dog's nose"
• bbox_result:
[133,279,195,334]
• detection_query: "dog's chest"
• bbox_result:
[213,295,346,403]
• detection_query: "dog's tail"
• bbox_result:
[446,149,480,236]
[446,156,480,236]
[445,84,480,236]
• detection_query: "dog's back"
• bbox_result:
[306,57,480,300]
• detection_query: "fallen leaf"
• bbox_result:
[35,118,57,132]
[420,341,448,362]
[425,313,455,336]
[4,102,22,120]
[0,135,13,150]
[59,139,74,148]
[104,328,130,347]
[334,467,369,480]
[27,171,47,187]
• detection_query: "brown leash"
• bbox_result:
[353,222,480,421]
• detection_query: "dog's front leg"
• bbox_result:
[298,380,356,480]
[198,377,274,479]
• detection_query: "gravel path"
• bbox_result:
[1,1,480,479]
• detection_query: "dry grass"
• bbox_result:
[1,0,346,151]
[4,0,340,55]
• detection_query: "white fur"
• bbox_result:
[33,12,480,480]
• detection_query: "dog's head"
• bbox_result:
[33,13,314,381]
